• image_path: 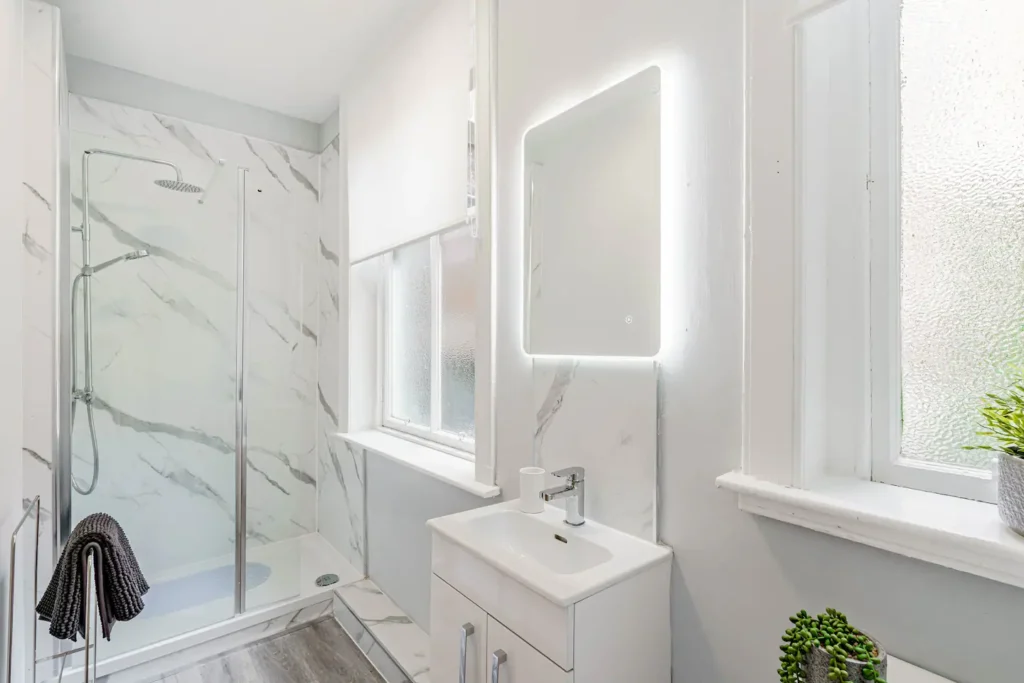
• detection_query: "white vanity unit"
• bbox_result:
[427,501,672,683]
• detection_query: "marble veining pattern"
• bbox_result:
[316,136,367,572]
[336,580,430,683]
[20,8,59,666]
[334,595,413,683]
[533,358,659,540]
[68,95,321,574]
[319,435,367,572]
[22,0,57,493]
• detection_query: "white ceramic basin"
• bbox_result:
[465,510,614,574]
[428,500,672,606]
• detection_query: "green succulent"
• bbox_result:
[778,608,886,683]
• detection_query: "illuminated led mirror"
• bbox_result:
[524,66,661,357]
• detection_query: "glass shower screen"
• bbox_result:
[65,135,241,656]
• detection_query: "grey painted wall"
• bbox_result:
[66,56,321,152]
[365,452,495,629]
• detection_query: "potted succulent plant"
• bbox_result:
[779,608,887,683]
[964,372,1024,535]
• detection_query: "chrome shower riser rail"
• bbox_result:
[72,150,184,497]
[78,149,181,400]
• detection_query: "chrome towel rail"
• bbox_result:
[6,497,98,683]
[6,496,40,683]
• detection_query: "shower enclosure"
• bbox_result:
[50,94,328,666]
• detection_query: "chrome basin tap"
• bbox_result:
[541,467,586,526]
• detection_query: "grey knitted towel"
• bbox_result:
[36,513,149,642]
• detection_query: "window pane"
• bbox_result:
[440,227,476,437]
[391,239,432,426]
[900,0,1024,469]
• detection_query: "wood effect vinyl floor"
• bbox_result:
[157,619,387,683]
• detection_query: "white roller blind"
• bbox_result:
[789,0,853,25]
[347,0,469,263]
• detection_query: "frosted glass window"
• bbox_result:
[441,227,477,437]
[384,226,476,454]
[899,0,1024,469]
[391,239,432,426]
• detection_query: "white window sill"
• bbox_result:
[716,470,1024,591]
[341,430,501,500]
[888,657,954,683]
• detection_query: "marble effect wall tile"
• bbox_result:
[22,0,56,484]
[334,592,413,683]
[319,434,367,573]
[336,580,430,683]
[67,96,320,576]
[315,137,367,572]
[20,5,58,645]
[533,358,658,540]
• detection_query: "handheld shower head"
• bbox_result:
[85,250,151,275]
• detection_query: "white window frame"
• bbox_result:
[743,0,997,501]
[866,0,996,502]
[379,224,477,459]
[725,0,1024,594]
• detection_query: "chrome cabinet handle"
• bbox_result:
[490,649,508,683]
[459,623,475,683]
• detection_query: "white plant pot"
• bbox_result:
[998,451,1024,536]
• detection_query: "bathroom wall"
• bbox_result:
[1,0,26,675]
[21,0,58,536]
[316,134,367,572]
[68,95,321,577]
[66,57,322,153]
[498,2,1024,683]
[366,453,490,629]
[532,358,658,539]
[334,0,664,627]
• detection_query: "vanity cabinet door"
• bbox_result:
[486,616,573,683]
[431,575,488,683]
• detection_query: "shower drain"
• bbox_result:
[316,573,340,587]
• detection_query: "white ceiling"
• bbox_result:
[50,0,414,123]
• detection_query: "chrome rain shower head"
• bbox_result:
[155,178,204,193]
[126,249,149,260]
